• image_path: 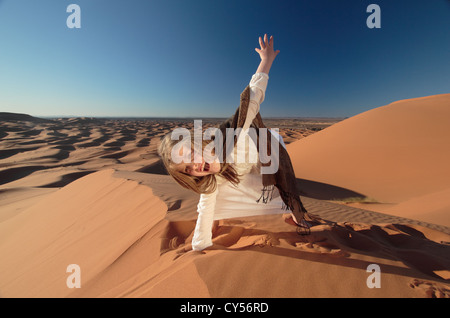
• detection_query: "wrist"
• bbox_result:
[260,56,275,63]
[256,59,273,74]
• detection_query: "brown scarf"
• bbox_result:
[217,85,310,231]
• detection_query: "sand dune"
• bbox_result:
[0,112,53,123]
[0,169,168,297]
[1,169,448,298]
[288,94,450,226]
[0,102,449,298]
[382,187,450,227]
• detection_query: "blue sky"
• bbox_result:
[0,0,449,118]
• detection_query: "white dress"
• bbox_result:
[192,72,287,251]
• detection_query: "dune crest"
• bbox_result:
[287,94,450,225]
[0,169,167,297]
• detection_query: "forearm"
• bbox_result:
[241,72,268,130]
[192,192,218,251]
[256,58,274,75]
[192,212,214,251]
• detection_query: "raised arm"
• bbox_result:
[241,34,280,131]
[255,34,280,75]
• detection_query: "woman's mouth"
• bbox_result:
[196,162,210,173]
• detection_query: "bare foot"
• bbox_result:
[284,214,312,228]
[284,215,298,226]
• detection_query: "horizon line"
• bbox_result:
[42,115,349,120]
[0,111,349,121]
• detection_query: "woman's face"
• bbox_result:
[174,145,221,177]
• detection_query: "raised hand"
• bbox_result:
[255,34,280,62]
[255,34,280,74]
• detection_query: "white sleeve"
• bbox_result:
[191,189,219,251]
[242,72,269,131]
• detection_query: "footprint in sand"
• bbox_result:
[294,241,350,257]
[221,219,257,229]
[409,279,450,298]
[253,233,280,247]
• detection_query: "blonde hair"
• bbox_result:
[158,131,240,194]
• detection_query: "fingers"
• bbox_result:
[259,34,275,48]
[256,34,280,58]
[259,36,265,49]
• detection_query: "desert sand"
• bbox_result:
[0,95,449,298]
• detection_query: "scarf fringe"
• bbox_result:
[256,185,274,204]
[279,190,311,235]
[279,190,307,213]
[281,201,290,211]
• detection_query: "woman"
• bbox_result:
[159,34,316,251]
